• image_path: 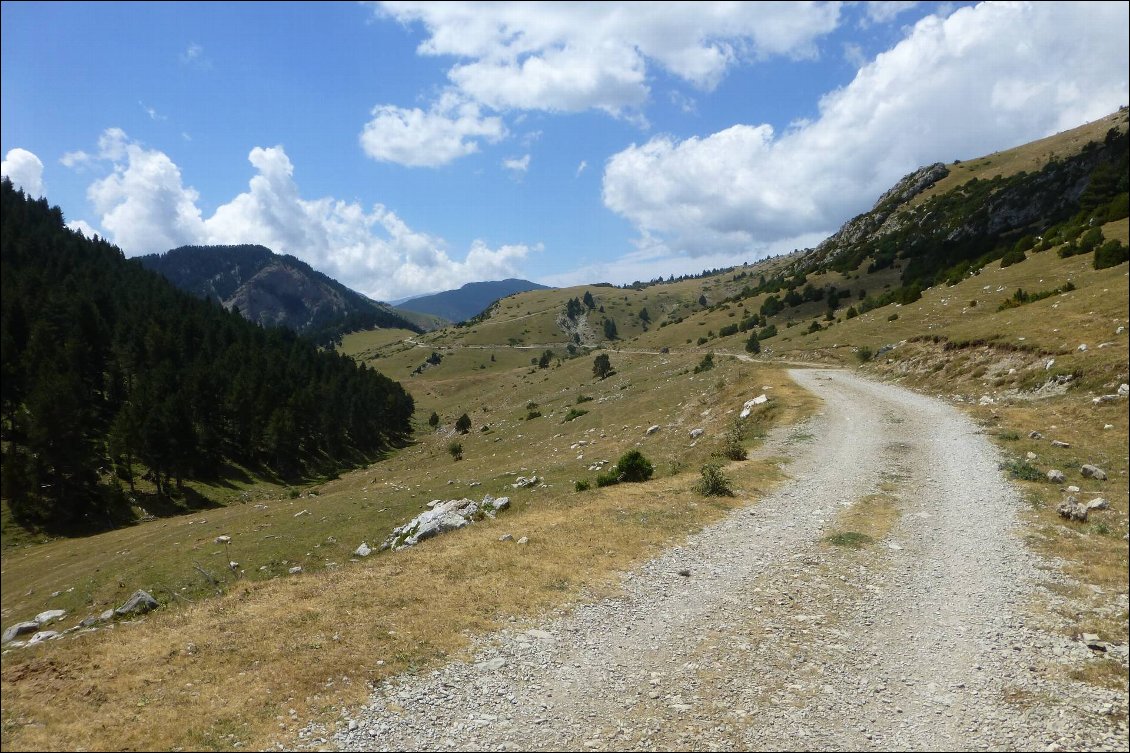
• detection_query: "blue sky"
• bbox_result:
[3,1,1128,301]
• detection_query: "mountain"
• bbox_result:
[397,278,550,322]
[136,245,423,344]
[0,181,415,534]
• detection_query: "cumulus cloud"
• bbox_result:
[360,96,506,167]
[603,1,1130,257]
[66,219,100,238]
[77,129,535,300]
[502,153,530,174]
[1,148,46,197]
[377,2,842,117]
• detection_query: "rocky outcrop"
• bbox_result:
[115,590,158,617]
[381,496,511,551]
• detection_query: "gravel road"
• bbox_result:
[317,369,1127,752]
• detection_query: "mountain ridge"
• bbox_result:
[396,278,551,323]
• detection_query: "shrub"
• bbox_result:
[693,352,715,373]
[745,332,761,354]
[857,346,873,363]
[576,394,593,404]
[574,479,591,492]
[887,313,899,322]
[999,248,1026,268]
[526,410,542,420]
[428,411,440,428]
[718,421,745,461]
[1094,240,1129,269]
[447,441,463,461]
[1003,458,1041,481]
[562,408,588,423]
[455,413,472,433]
[694,463,734,496]
[596,450,655,487]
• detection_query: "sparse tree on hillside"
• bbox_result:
[428,411,440,428]
[745,332,760,354]
[602,318,618,340]
[455,413,472,433]
[538,349,553,368]
[583,290,596,309]
[593,353,613,380]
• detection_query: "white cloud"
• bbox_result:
[78,129,536,300]
[1,148,45,197]
[603,1,1130,258]
[502,153,530,174]
[377,2,843,118]
[575,160,587,177]
[359,97,506,167]
[140,101,166,121]
[66,219,99,238]
[862,1,919,27]
[179,42,211,69]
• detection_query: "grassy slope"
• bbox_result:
[3,113,1127,750]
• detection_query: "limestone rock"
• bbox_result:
[1028,431,1044,439]
[1080,464,1108,481]
[646,424,661,435]
[1046,469,1066,484]
[288,566,303,575]
[2,621,39,644]
[511,476,540,489]
[214,535,231,544]
[1050,439,1070,448]
[34,609,66,626]
[690,428,704,440]
[115,590,158,617]
[354,543,372,558]
[381,495,512,551]
[1056,496,1088,522]
[1086,498,1109,511]
[517,536,529,545]
[28,631,59,645]
[1119,383,1129,396]
[739,394,769,418]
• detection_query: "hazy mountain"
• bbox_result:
[397,278,551,322]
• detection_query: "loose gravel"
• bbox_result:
[298,369,1127,752]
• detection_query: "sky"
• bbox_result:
[2,1,1128,302]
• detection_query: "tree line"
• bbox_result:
[0,179,414,533]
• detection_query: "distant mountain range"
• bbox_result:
[397,278,551,322]
[136,245,425,344]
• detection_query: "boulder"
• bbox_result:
[1086,498,1109,511]
[28,631,59,645]
[1119,383,1129,396]
[739,394,769,418]
[381,495,512,551]
[2,621,39,644]
[1056,496,1088,522]
[115,590,158,617]
[1046,469,1066,484]
[34,609,66,626]
[1028,431,1044,439]
[354,543,372,558]
[689,428,704,440]
[1081,464,1108,481]
[511,476,540,489]
[288,566,303,575]
[214,535,231,544]
[646,425,661,435]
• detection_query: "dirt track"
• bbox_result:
[318,369,1127,751]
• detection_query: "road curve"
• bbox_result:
[319,369,1125,752]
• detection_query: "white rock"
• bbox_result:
[288,566,303,575]
[1077,343,1087,352]
[517,536,529,545]
[646,425,660,435]
[354,543,372,557]
[34,609,66,626]
[214,535,231,544]
[1086,498,1109,510]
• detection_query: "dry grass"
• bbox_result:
[1,358,816,752]
[823,493,902,551]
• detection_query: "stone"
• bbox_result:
[34,609,66,626]
[1093,395,1120,404]
[1086,498,1109,511]
[475,657,506,671]
[1028,431,1044,439]
[677,569,691,577]
[1050,440,1070,448]
[294,509,310,517]
[354,543,372,557]
[1119,383,1129,396]
[381,495,513,551]
[1080,464,1108,481]
[288,566,304,575]
[646,425,661,435]
[1056,497,1088,522]
[28,631,59,645]
[1077,343,1087,352]
[1081,633,1105,650]
[689,428,704,440]
[115,590,158,617]
[1046,469,1066,484]
[739,395,768,418]
[1025,452,1037,461]
[498,533,514,542]
[2,621,39,644]
[99,610,114,622]
[511,476,540,489]
[214,535,231,544]
[517,537,529,545]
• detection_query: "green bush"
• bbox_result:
[999,248,1026,268]
[693,352,715,373]
[526,410,542,420]
[857,346,873,363]
[562,408,588,423]
[694,463,734,496]
[1003,458,1041,481]
[447,441,463,461]
[1094,240,1129,269]
[574,479,591,492]
[615,450,654,482]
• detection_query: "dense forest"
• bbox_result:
[0,179,415,534]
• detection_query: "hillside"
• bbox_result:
[1,111,1127,753]
[0,182,415,537]
[397,278,550,323]
[137,244,423,345]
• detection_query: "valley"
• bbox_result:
[2,110,1127,752]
